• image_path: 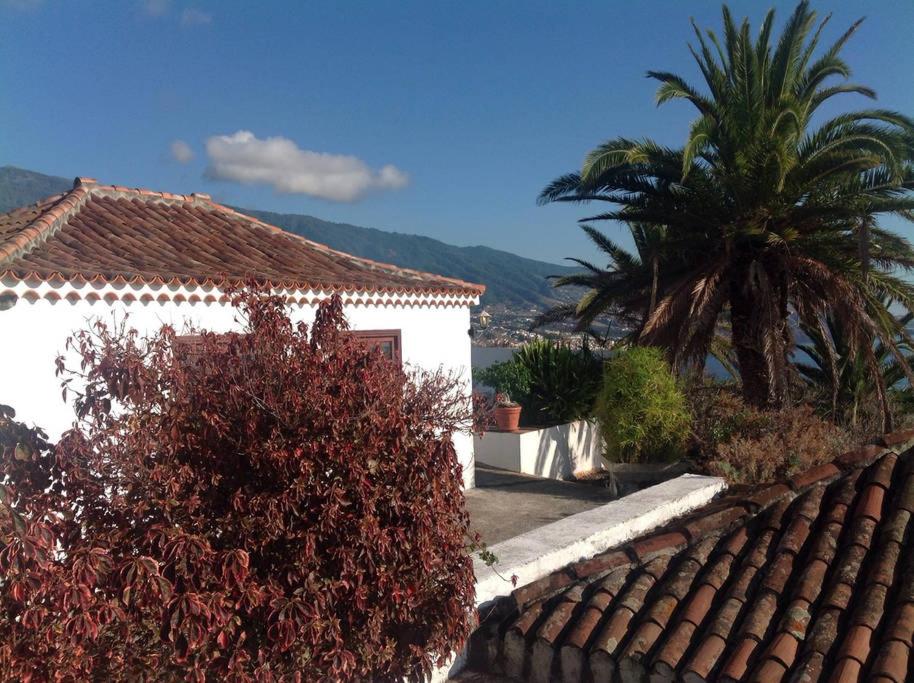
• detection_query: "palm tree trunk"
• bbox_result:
[650,254,659,316]
[729,255,793,408]
[730,273,771,407]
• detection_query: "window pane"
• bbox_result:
[351,330,401,365]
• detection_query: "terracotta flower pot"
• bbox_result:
[494,405,522,431]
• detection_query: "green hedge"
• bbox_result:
[595,346,689,463]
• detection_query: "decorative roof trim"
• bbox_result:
[0,275,478,310]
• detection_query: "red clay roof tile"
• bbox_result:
[718,636,756,680]
[830,657,863,683]
[682,504,747,539]
[887,604,914,647]
[766,631,800,668]
[836,444,887,469]
[746,482,792,509]
[871,639,910,683]
[465,445,914,682]
[753,656,789,682]
[684,633,727,680]
[511,570,576,610]
[0,181,485,299]
[879,428,914,449]
[789,462,841,490]
[629,531,689,562]
[854,484,886,523]
[568,550,629,580]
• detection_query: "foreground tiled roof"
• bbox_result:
[465,431,914,682]
[0,178,485,300]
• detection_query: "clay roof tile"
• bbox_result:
[464,448,914,683]
[0,182,485,299]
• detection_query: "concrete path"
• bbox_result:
[465,464,617,545]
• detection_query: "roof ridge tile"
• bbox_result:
[0,186,91,265]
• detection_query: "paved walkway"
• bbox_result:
[465,464,618,545]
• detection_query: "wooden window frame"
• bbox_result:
[352,329,402,365]
[173,333,241,368]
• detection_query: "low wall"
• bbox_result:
[474,420,603,479]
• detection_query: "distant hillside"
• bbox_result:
[0,166,73,213]
[0,166,570,307]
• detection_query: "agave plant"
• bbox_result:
[511,338,603,425]
[540,1,914,409]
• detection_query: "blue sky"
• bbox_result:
[2,0,913,265]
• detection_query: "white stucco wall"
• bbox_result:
[0,286,477,488]
[474,420,605,479]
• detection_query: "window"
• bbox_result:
[173,333,240,368]
[352,330,402,365]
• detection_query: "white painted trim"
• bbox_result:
[0,277,480,310]
[472,473,726,606]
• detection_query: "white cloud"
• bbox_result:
[141,0,169,16]
[169,139,194,164]
[180,7,211,26]
[204,131,409,202]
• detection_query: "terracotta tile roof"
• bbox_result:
[0,177,485,299]
[464,429,914,682]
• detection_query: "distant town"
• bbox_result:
[472,304,599,348]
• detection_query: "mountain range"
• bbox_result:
[0,166,571,308]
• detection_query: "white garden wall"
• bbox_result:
[0,286,476,488]
[473,420,604,479]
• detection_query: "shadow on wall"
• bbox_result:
[474,420,605,481]
[532,421,604,479]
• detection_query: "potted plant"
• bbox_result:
[493,392,522,431]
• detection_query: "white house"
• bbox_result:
[0,177,484,488]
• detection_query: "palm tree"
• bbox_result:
[797,309,913,430]
[540,2,914,409]
[535,223,674,341]
[538,221,738,374]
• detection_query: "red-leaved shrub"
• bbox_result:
[0,289,476,681]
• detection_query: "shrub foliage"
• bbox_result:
[511,339,602,426]
[0,290,476,681]
[595,346,689,463]
[473,339,602,426]
[688,381,852,483]
[472,359,531,407]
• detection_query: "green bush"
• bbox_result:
[473,339,603,426]
[595,346,689,463]
[512,339,603,425]
[472,359,531,405]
